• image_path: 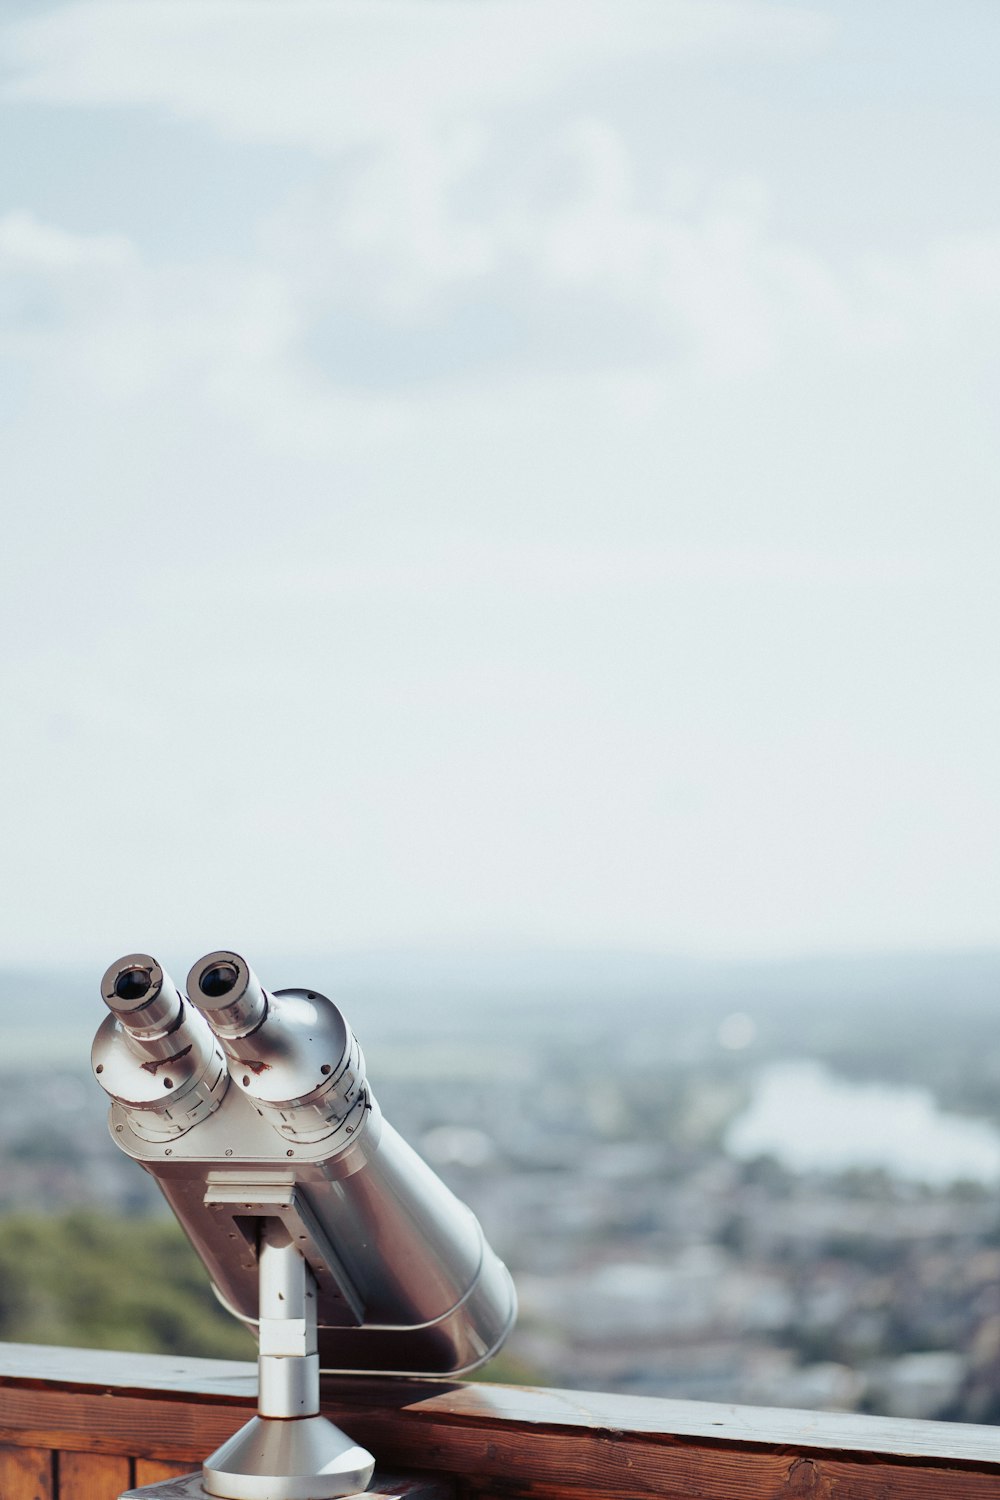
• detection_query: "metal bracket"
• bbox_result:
[203,1177,365,1326]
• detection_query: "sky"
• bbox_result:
[1,0,999,969]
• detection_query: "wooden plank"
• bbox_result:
[322,1376,1000,1468]
[3,1345,1000,1498]
[4,1345,1000,1470]
[133,1460,198,1486]
[0,1345,255,1404]
[0,1388,246,1465]
[58,1450,132,1499]
[3,1385,997,1500]
[0,1442,53,1500]
[453,1446,1000,1499]
[326,1408,1000,1500]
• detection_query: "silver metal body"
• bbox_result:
[93,954,516,1376]
[93,949,516,1500]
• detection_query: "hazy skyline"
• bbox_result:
[2,1,999,966]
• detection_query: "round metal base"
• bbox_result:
[202,1414,375,1500]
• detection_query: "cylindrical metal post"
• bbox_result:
[257,1220,320,1420]
[202,1217,374,1498]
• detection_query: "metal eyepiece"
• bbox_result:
[188,950,366,1145]
[187,950,268,1040]
[94,953,229,1141]
[100,953,183,1039]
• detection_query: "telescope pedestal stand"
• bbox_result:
[120,1221,376,1500]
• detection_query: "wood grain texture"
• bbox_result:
[2,1345,1000,1499]
[4,1346,1000,1467]
[0,1387,248,1464]
[58,1450,132,1500]
[321,1376,1000,1466]
[0,1442,53,1500]
[323,1407,1000,1499]
[133,1460,199,1486]
[0,1345,256,1403]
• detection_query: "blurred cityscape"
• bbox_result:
[2,950,1000,1422]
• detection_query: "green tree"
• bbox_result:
[0,1212,255,1359]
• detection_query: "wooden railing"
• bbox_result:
[1,1342,1000,1498]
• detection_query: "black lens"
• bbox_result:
[114,967,152,1002]
[201,962,239,998]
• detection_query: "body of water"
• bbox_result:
[725,1060,1000,1186]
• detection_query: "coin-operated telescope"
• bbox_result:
[92,950,517,1500]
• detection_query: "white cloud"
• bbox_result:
[258,104,1000,385]
[1,0,831,153]
[0,214,294,407]
[3,1,998,429]
[3,4,1000,966]
[5,152,1000,481]
[0,209,133,270]
[162,538,930,606]
[864,229,1000,345]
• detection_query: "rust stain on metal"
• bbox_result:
[244,1059,271,1074]
[140,1044,194,1075]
